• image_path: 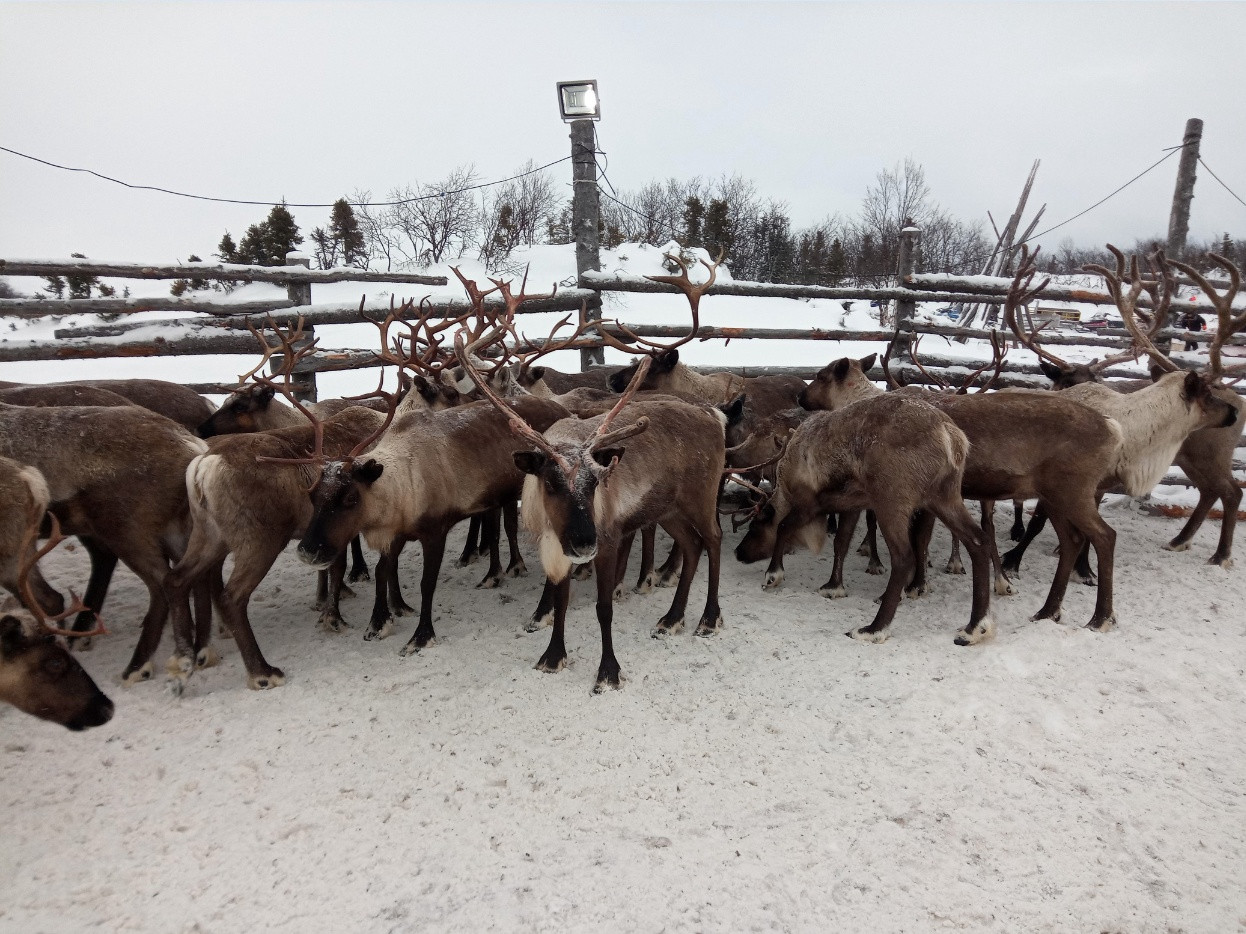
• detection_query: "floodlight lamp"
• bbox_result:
[557,80,600,122]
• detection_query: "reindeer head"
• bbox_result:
[196,384,281,437]
[0,615,113,730]
[297,457,385,569]
[798,354,878,410]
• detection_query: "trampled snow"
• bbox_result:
[1,244,1244,932]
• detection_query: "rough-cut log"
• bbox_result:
[51,290,595,340]
[0,297,296,320]
[581,271,1008,305]
[908,272,1246,314]
[0,258,448,286]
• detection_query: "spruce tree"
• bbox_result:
[329,198,365,268]
[826,238,847,285]
[261,203,303,265]
[217,232,239,263]
[682,196,704,247]
[703,198,734,263]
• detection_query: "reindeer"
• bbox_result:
[0,458,64,615]
[295,278,571,656]
[0,509,113,730]
[735,393,994,644]
[1001,247,1243,576]
[800,330,1128,633]
[0,400,208,686]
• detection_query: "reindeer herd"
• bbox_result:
[0,245,1242,731]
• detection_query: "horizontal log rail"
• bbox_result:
[0,297,298,320]
[907,272,1246,314]
[0,257,448,286]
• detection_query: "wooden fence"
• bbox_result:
[1,237,1243,487]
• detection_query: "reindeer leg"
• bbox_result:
[1030,515,1080,625]
[613,532,636,602]
[980,500,1014,595]
[653,521,702,637]
[386,539,414,616]
[1002,501,1049,578]
[763,509,812,591]
[654,541,681,588]
[633,524,657,594]
[593,546,625,691]
[476,509,504,589]
[528,579,556,632]
[534,576,571,673]
[211,540,287,690]
[364,548,397,641]
[348,534,371,583]
[862,510,884,574]
[456,515,482,567]
[848,510,915,644]
[693,510,723,637]
[944,537,964,575]
[1073,541,1096,586]
[191,571,219,669]
[906,510,936,597]
[68,535,117,651]
[818,510,860,598]
[318,552,351,632]
[938,499,995,645]
[400,532,447,656]
[1010,499,1027,541]
[1077,512,1117,632]
[503,499,527,577]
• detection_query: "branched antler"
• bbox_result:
[17,509,107,639]
[1085,245,1179,374]
[1002,245,1071,371]
[598,250,721,357]
[1166,252,1244,379]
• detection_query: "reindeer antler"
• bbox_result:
[1166,252,1244,379]
[16,509,107,639]
[1002,245,1071,371]
[599,250,721,357]
[1086,245,1179,374]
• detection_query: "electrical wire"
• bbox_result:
[1198,157,1246,211]
[0,144,573,208]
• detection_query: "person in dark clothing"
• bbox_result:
[1179,308,1206,352]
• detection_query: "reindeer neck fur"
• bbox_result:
[1064,373,1204,495]
[665,364,746,404]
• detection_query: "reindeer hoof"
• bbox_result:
[865,561,885,576]
[476,574,501,590]
[612,584,627,602]
[994,575,1015,597]
[905,583,929,599]
[195,645,221,669]
[525,611,553,633]
[592,668,623,693]
[217,623,234,640]
[694,615,722,637]
[399,636,434,657]
[944,559,966,575]
[534,653,567,673]
[847,627,889,644]
[1030,607,1062,624]
[1209,555,1234,569]
[123,661,153,684]
[364,619,395,641]
[571,565,593,582]
[655,571,679,589]
[954,616,996,646]
[1086,615,1116,633]
[1076,573,1097,587]
[818,584,848,599]
[506,561,528,578]
[390,601,415,618]
[69,636,94,652]
[1163,539,1191,553]
[762,571,784,591]
[652,618,685,638]
[633,575,655,595]
[248,669,286,690]
[319,615,350,633]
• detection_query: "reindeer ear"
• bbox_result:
[858,353,877,373]
[255,385,276,406]
[830,358,851,381]
[591,447,625,469]
[527,366,547,383]
[410,374,433,398]
[513,451,546,475]
[655,349,680,372]
[1150,364,1165,383]
[720,393,747,426]
[356,459,384,485]
[1039,361,1064,382]
[0,615,25,657]
[1182,370,1206,402]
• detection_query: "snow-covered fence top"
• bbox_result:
[0,257,448,287]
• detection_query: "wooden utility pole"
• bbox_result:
[893,226,921,366]
[282,253,317,401]
[570,119,605,369]
[1166,118,1203,260]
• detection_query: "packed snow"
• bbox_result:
[1,243,1244,932]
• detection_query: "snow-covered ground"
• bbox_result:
[3,503,1245,933]
[2,244,1244,932]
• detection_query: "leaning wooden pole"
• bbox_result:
[1166,117,1203,261]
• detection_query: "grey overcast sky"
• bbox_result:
[2,1,1244,266]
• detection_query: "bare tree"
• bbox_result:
[396,164,481,265]
[478,161,565,268]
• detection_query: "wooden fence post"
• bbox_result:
[1166,118,1203,261]
[893,226,921,367]
[570,119,605,370]
[283,253,317,402]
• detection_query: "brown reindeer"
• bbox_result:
[735,393,995,644]
[800,346,1128,632]
[0,615,114,730]
[0,400,208,686]
[0,457,65,615]
[1002,247,1243,576]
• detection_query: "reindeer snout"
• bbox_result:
[297,543,336,570]
[67,693,114,731]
